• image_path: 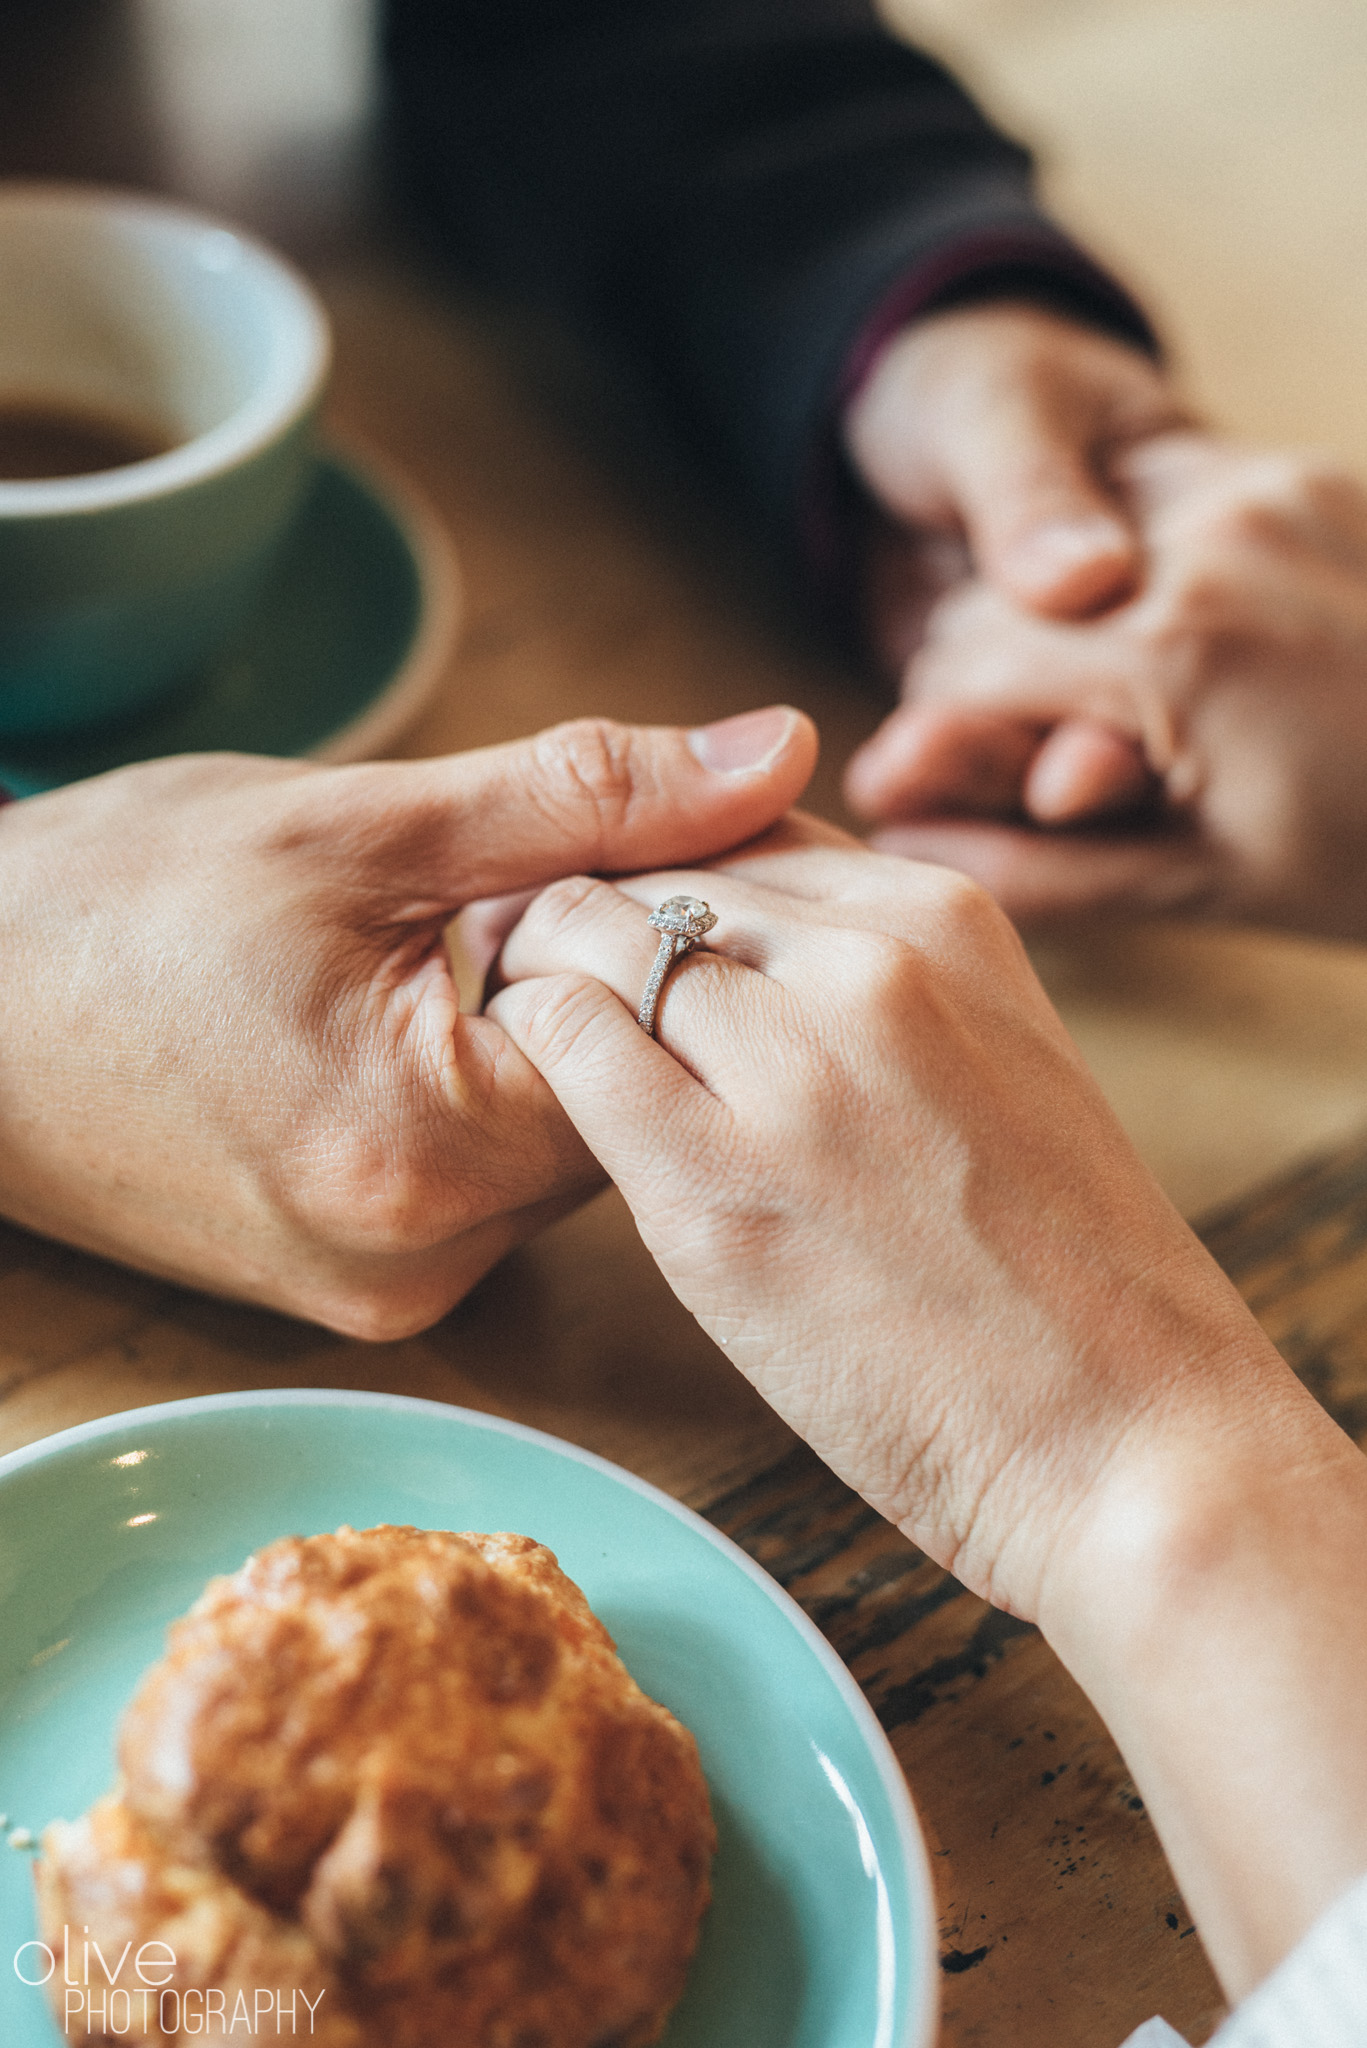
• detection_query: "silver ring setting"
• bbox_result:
[638,895,717,1036]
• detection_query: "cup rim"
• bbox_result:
[0,181,331,519]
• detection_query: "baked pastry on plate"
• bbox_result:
[38,1524,715,2048]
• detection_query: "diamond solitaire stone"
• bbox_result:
[648,895,718,940]
[638,896,717,1036]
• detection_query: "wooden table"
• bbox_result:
[6,9,1367,2045]
[13,1078,1367,2048]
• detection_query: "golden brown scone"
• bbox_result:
[38,1526,714,2048]
[37,1796,361,2048]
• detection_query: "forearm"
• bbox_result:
[1039,1369,1367,2002]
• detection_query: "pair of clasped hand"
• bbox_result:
[8,300,1367,2011]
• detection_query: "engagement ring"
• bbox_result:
[638,896,717,1037]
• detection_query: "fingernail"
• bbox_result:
[841,741,883,815]
[1016,517,1132,579]
[687,705,797,775]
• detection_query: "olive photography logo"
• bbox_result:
[13,1929,327,2037]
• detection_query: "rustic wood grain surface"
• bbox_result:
[9,1071,1367,2047]
[5,7,1367,2046]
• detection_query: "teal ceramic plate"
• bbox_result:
[0,446,459,796]
[0,1390,936,2047]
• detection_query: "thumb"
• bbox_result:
[936,391,1140,617]
[846,310,1155,618]
[333,705,818,906]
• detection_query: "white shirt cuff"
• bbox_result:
[1121,1870,1367,2048]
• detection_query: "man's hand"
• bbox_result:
[844,300,1188,668]
[0,707,814,1335]
[843,434,1367,936]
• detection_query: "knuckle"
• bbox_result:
[919,865,1012,950]
[674,1150,787,1265]
[1208,492,1294,555]
[532,718,644,856]
[1199,454,1363,551]
[516,969,612,1065]
[1151,564,1234,648]
[694,1201,787,1277]
[827,927,922,1016]
[924,863,997,921]
[312,1285,449,1344]
[521,871,615,943]
[309,1145,441,1258]
[280,1100,469,1263]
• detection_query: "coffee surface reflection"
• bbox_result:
[0,400,176,480]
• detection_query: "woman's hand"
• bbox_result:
[490,826,1302,1615]
[490,829,1367,1997]
[0,707,814,1336]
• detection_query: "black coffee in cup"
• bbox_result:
[0,184,330,742]
[0,398,176,480]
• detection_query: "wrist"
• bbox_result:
[1039,1383,1367,1996]
[837,249,1160,438]
[1037,1354,1349,1636]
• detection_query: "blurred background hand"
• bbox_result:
[845,303,1189,646]
[843,429,1367,938]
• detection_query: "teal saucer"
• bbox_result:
[0,1391,936,2048]
[0,447,458,797]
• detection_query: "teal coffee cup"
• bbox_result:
[0,184,330,739]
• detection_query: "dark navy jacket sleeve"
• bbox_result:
[384,0,1154,550]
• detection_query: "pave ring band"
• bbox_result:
[638,895,718,1036]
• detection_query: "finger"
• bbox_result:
[865,817,1217,925]
[498,870,911,1107]
[436,1011,605,1211]
[497,875,773,1074]
[940,401,1140,619]
[452,889,539,988]
[897,594,1180,787]
[632,842,982,938]
[486,971,725,1200]
[1119,434,1367,577]
[503,867,898,1081]
[613,849,1045,995]
[1023,720,1158,824]
[847,313,1158,619]
[318,705,818,905]
[844,705,1045,821]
